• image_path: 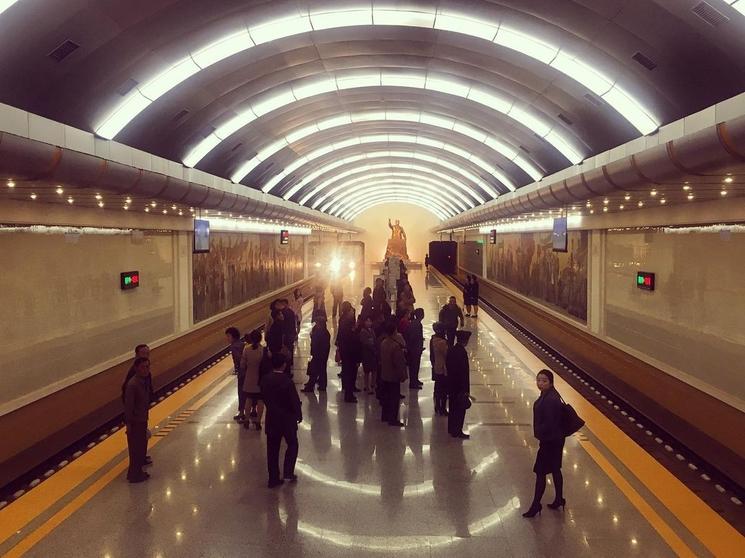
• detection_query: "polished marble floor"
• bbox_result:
[16,271,696,558]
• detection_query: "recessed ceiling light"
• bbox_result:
[603,199,609,205]
[650,190,657,197]
[585,201,592,207]
[687,193,694,200]
[126,197,132,203]
[171,205,177,210]
[660,198,666,205]
[55,186,64,195]
[590,209,595,214]
[637,201,644,207]
[683,185,691,191]
[124,205,129,210]
[145,207,150,212]
[721,190,728,196]
[67,196,74,204]
[30,193,37,200]
[95,193,102,200]
[602,206,608,213]
[624,194,631,201]
[724,177,733,184]
[7,180,15,188]
[162,209,167,214]
[98,201,104,208]
[150,201,157,207]
[619,205,624,210]
[178,210,183,215]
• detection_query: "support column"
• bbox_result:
[588,229,605,335]
[173,231,192,332]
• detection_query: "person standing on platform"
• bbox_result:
[330,278,344,319]
[372,277,387,311]
[312,283,327,321]
[424,253,430,271]
[430,323,449,416]
[379,319,408,427]
[278,299,298,371]
[302,314,331,394]
[124,357,151,483]
[241,330,265,431]
[360,287,374,321]
[226,327,247,421]
[439,296,465,346]
[523,369,566,518]
[290,288,304,332]
[463,275,474,317]
[470,276,480,318]
[336,301,360,402]
[266,309,287,358]
[260,353,302,488]
[121,344,154,466]
[406,308,425,390]
[446,330,471,439]
[359,316,377,394]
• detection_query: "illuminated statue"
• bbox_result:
[385,218,410,260]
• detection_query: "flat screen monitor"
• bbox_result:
[193,219,210,253]
[280,229,289,245]
[552,217,567,252]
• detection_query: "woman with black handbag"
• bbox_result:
[523,369,568,518]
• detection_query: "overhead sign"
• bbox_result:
[280,229,289,245]
[489,229,496,244]
[636,271,655,291]
[120,271,140,290]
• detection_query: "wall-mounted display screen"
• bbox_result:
[489,229,497,244]
[280,229,289,245]
[120,271,140,290]
[194,219,210,253]
[552,217,568,252]
[636,271,655,291]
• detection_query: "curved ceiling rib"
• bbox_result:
[93,6,659,145]
[300,163,486,207]
[191,109,544,182]
[238,132,516,197]
[344,194,451,221]
[186,69,582,172]
[330,185,457,218]
[266,150,499,202]
[325,184,460,217]
[303,173,473,212]
[315,173,474,212]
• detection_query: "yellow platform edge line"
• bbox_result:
[1,374,234,558]
[579,440,696,558]
[435,269,745,556]
[0,359,233,546]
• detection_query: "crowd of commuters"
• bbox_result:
[122,273,574,516]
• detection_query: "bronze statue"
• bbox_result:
[385,218,410,260]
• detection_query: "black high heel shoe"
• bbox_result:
[547,498,566,510]
[522,503,542,518]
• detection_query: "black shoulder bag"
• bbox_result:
[559,394,585,437]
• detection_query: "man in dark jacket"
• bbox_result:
[278,299,298,370]
[439,296,465,346]
[303,315,331,393]
[360,287,374,321]
[266,309,287,357]
[406,308,425,390]
[124,357,151,483]
[379,319,408,426]
[260,353,303,488]
[336,302,360,402]
[372,277,387,311]
[446,330,472,439]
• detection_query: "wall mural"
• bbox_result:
[485,231,588,321]
[193,232,305,323]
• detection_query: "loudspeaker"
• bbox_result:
[428,241,457,274]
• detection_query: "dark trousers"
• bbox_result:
[381,381,400,423]
[341,360,358,399]
[306,358,328,389]
[286,340,296,369]
[237,375,247,412]
[266,427,299,483]
[408,352,422,385]
[332,297,341,317]
[445,327,457,346]
[434,375,449,412]
[448,395,467,435]
[126,420,148,479]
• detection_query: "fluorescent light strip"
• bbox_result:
[316,173,472,212]
[726,1,745,16]
[344,195,451,221]
[331,185,459,218]
[302,163,484,207]
[233,132,514,195]
[208,217,312,235]
[184,109,543,181]
[95,9,658,145]
[0,0,19,16]
[268,149,497,201]
[325,183,463,216]
[477,215,582,233]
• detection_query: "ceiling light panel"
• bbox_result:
[347,200,447,221]
[342,194,451,221]
[96,8,658,141]
[331,185,459,217]
[0,1,20,17]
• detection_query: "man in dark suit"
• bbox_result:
[260,352,303,488]
[446,330,472,439]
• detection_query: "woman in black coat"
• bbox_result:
[523,369,565,518]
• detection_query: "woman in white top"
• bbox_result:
[241,330,265,430]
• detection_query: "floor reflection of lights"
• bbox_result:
[283,496,520,551]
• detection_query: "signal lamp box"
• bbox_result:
[121,271,140,290]
[636,271,655,291]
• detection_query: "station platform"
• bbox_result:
[0,271,743,558]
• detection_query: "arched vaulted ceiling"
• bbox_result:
[1,0,744,221]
